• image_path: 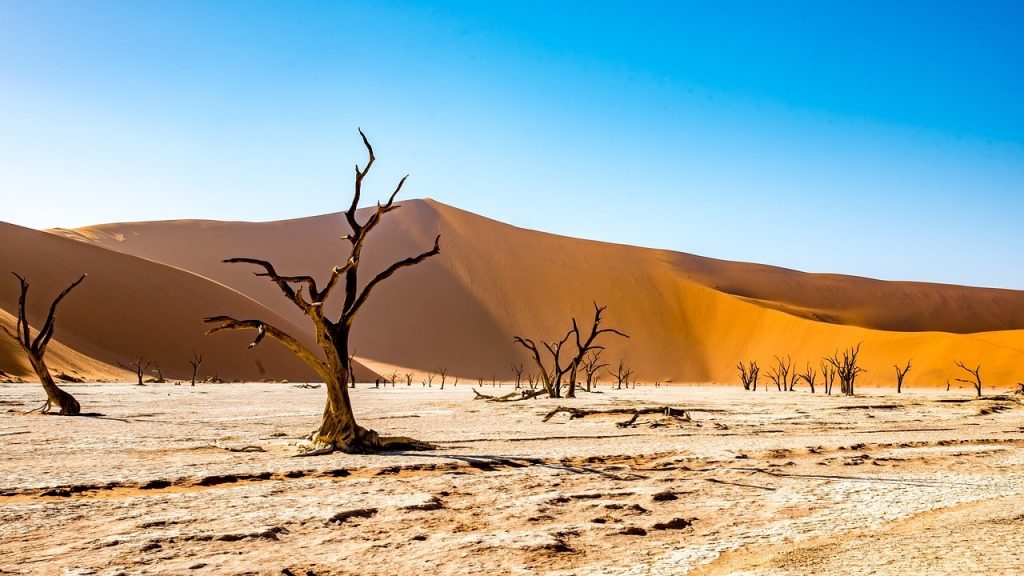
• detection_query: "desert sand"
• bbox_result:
[1,198,1015,388]
[1,382,1022,575]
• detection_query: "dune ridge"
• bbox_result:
[31,199,1023,389]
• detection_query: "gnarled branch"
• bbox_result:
[204,316,330,382]
[344,234,441,319]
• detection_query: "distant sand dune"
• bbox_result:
[4,199,1021,387]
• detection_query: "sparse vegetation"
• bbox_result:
[825,344,865,396]
[954,360,983,397]
[894,360,912,394]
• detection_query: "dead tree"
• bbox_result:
[150,365,166,384]
[820,360,837,395]
[1,273,86,415]
[514,303,627,398]
[894,360,912,394]
[613,360,633,390]
[404,372,413,386]
[437,367,448,389]
[582,349,608,392]
[119,356,152,386]
[765,355,792,391]
[798,364,817,394]
[188,351,204,386]
[737,360,759,391]
[954,360,983,397]
[204,130,440,454]
[510,363,524,389]
[424,373,435,388]
[825,344,865,396]
[387,370,399,387]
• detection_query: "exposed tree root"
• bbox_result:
[473,388,546,402]
[543,406,692,426]
[294,425,436,457]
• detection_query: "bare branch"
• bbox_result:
[204,316,330,381]
[345,235,441,319]
[223,258,315,311]
[32,274,86,353]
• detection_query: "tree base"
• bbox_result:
[296,424,435,456]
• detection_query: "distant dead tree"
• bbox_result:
[150,365,166,383]
[737,360,760,391]
[119,356,152,386]
[825,344,865,396]
[612,360,633,390]
[348,351,358,388]
[954,360,983,397]
[526,372,538,390]
[404,372,414,387]
[582,349,608,392]
[510,363,524,389]
[424,373,435,388]
[820,360,837,395]
[437,367,448,389]
[387,370,399,387]
[1,273,86,415]
[798,364,817,394]
[514,303,627,398]
[204,130,440,454]
[894,360,912,394]
[766,355,793,391]
[188,351,204,386]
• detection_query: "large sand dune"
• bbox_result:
[38,199,1024,389]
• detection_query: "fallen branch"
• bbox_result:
[208,443,266,453]
[542,406,692,423]
[473,388,546,402]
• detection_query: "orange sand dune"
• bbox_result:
[52,199,1024,389]
[0,222,378,383]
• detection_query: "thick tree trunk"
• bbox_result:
[305,327,431,454]
[29,355,80,415]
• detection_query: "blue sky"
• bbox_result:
[2,1,1022,288]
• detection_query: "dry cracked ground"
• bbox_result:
[1,383,1023,575]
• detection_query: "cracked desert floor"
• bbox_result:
[1,383,1023,575]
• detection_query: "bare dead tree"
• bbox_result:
[894,360,912,394]
[526,372,537,390]
[737,360,759,391]
[188,350,204,386]
[825,343,865,396]
[582,349,608,392]
[119,356,152,386]
[612,360,633,390]
[514,303,627,398]
[820,360,837,395]
[404,372,414,387]
[1,273,86,415]
[437,367,448,389]
[425,373,435,388]
[798,363,817,394]
[204,130,440,454]
[954,360,983,397]
[510,363,524,389]
[765,355,792,392]
[348,351,357,388]
[387,370,399,387]
[150,365,166,383]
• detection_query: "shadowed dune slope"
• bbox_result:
[0,221,378,382]
[52,199,1024,388]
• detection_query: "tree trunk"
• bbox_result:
[29,355,80,415]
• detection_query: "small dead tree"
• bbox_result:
[766,355,792,391]
[514,303,627,398]
[894,360,912,394]
[612,360,633,390]
[510,363,524,389]
[387,370,399,387]
[582,349,608,392]
[737,360,759,391]
[425,373,435,388]
[825,344,865,396]
[188,350,204,386]
[1,273,86,415]
[820,360,837,395]
[437,367,448,389]
[405,372,414,387]
[798,364,817,394]
[954,360,983,397]
[119,356,152,386]
[150,365,166,383]
[204,130,440,454]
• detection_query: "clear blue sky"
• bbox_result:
[2,1,1023,288]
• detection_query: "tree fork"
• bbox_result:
[2,273,86,415]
